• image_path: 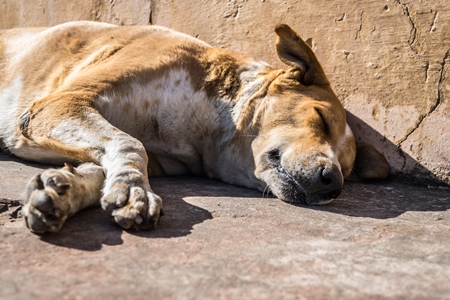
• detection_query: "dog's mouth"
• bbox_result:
[272,168,341,205]
[274,184,340,205]
[263,151,343,205]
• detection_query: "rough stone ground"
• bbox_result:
[1,152,449,299]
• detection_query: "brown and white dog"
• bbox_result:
[0,22,389,233]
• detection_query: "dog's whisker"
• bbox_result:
[262,185,271,198]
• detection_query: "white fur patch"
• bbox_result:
[96,68,222,144]
[334,123,355,166]
[326,148,341,172]
[95,68,233,175]
[337,123,354,154]
[325,124,354,172]
[0,75,22,149]
[49,114,113,149]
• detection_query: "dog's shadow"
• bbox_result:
[40,177,218,251]
[39,177,264,251]
[40,175,450,251]
[3,142,449,251]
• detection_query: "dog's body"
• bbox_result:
[0,21,389,233]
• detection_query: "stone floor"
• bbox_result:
[1,152,449,299]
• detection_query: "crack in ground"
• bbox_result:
[396,48,450,168]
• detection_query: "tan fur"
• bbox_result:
[0,21,389,233]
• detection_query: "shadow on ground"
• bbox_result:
[1,150,449,251]
[38,180,218,251]
[309,180,450,219]
[39,176,450,251]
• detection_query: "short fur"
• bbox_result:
[0,22,389,233]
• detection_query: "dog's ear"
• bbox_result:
[274,24,328,86]
[346,144,390,181]
[63,163,77,174]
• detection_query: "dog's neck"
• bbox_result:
[198,60,278,190]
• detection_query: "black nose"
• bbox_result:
[313,165,343,199]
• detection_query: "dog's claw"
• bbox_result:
[103,183,162,230]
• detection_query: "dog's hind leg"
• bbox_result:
[19,93,162,232]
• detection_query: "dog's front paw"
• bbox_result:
[101,180,162,230]
[23,172,71,234]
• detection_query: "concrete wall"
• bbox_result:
[1,0,449,185]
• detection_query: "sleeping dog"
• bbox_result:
[0,22,389,233]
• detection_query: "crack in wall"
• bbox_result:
[425,61,430,82]
[149,4,153,24]
[395,0,418,55]
[335,12,346,24]
[396,48,450,169]
[430,10,439,33]
[430,10,438,33]
[355,10,364,41]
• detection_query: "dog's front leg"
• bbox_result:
[99,130,163,230]
[19,95,162,231]
[23,163,105,233]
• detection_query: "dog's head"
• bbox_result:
[251,24,389,204]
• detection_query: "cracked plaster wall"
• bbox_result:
[0,0,449,185]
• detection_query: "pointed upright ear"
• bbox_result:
[346,144,390,181]
[275,24,329,86]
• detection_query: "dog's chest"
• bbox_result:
[95,68,232,173]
